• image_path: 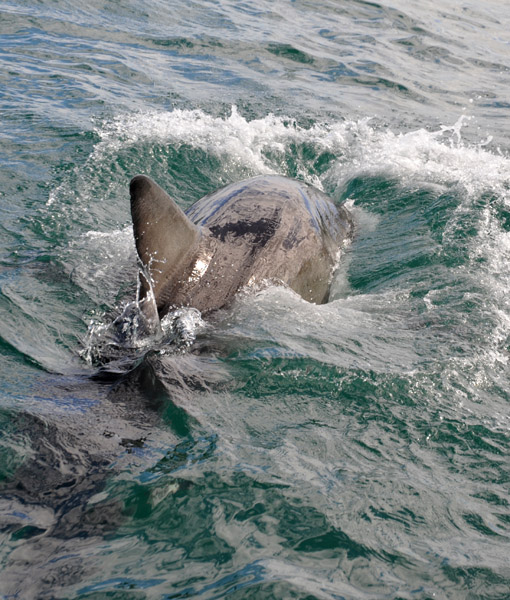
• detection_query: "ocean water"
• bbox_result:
[1,1,509,598]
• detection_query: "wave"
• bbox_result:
[89,107,510,196]
[25,107,510,401]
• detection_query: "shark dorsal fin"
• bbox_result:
[130,175,201,308]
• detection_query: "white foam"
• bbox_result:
[90,108,510,201]
[92,106,290,177]
[324,115,510,201]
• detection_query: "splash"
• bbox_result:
[92,106,315,182]
[81,302,205,366]
[66,108,510,383]
[89,108,510,198]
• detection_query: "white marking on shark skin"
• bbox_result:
[188,253,213,283]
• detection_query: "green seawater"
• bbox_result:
[0,1,509,599]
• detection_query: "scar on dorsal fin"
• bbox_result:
[130,175,201,309]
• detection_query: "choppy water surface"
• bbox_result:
[1,1,509,599]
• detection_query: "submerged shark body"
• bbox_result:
[130,174,353,322]
[1,177,353,596]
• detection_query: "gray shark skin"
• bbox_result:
[130,174,353,320]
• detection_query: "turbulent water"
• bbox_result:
[1,1,510,598]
